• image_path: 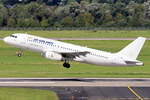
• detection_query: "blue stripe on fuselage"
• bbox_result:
[33,38,53,45]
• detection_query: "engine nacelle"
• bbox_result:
[42,51,63,61]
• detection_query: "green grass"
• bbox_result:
[0,30,150,38]
[0,40,150,78]
[0,87,59,100]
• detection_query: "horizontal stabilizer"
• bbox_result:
[124,60,141,63]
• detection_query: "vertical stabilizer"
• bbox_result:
[117,37,146,59]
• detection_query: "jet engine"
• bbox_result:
[42,51,63,61]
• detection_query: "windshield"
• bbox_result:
[10,35,17,38]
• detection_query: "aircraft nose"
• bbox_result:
[3,37,8,43]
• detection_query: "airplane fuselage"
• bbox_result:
[3,33,145,67]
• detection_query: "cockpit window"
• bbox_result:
[10,35,17,38]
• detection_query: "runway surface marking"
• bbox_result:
[128,86,143,100]
[72,96,74,100]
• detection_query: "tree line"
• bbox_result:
[0,0,150,27]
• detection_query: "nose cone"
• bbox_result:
[3,37,9,43]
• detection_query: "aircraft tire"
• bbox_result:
[18,53,22,57]
[63,63,70,68]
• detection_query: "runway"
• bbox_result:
[0,78,150,100]
[15,86,149,100]
[0,78,150,87]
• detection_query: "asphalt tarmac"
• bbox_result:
[12,86,149,100]
[0,78,150,100]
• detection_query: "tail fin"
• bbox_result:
[117,37,146,59]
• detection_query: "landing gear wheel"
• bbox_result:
[63,62,70,68]
[66,63,70,68]
[17,53,22,57]
[17,49,23,57]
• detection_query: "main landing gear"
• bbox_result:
[17,49,23,57]
[63,60,70,68]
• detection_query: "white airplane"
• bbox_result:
[3,33,146,68]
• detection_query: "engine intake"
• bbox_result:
[42,51,63,61]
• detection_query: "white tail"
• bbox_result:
[117,37,146,60]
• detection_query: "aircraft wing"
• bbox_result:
[57,51,90,59]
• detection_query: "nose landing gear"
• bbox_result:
[17,49,23,57]
[17,53,22,57]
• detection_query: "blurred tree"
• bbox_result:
[127,4,145,26]
[17,18,26,27]
[81,0,90,3]
[67,0,76,4]
[1,0,19,5]
[68,2,81,17]
[0,0,2,4]
[80,1,89,13]
[60,16,74,27]
[55,1,80,22]
[48,17,55,26]
[0,0,149,27]
[103,12,113,23]
[9,4,26,20]
[111,1,126,17]
[75,12,94,27]
[55,6,68,22]
[41,17,49,27]
[115,13,127,26]
[7,18,16,27]
[0,18,3,26]
[29,18,40,27]
[54,21,63,27]
[17,18,40,27]
[0,4,8,26]
[143,0,150,19]
[25,2,40,17]
[37,0,43,4]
